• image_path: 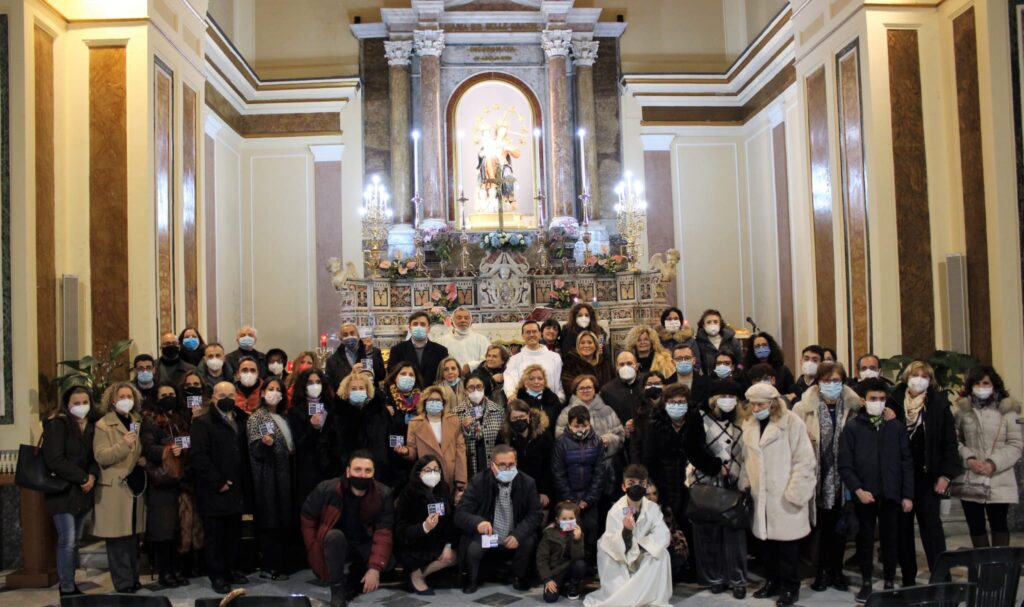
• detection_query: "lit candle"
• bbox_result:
[320,333,327,348]
[412,130,420,199]
[578,128,588,194]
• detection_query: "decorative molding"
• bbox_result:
[541,29,573,58]
[640,134,674,152]
[413,29,446,57]
[384,40,414,66]
[309,144,345,163]
[571,39,599,67]
[204,82,342,139]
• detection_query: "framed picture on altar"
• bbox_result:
[447,74,545,230]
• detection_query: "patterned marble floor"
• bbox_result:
[1,533,1020,607]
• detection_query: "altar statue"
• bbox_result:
[476,121,520,211]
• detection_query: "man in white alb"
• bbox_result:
[504,320,564,403]
[436,307,491,374]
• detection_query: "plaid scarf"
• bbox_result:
[494,482,513,540]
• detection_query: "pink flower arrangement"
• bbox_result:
[580,254,628,274]
[379,257,421,280]
[549,280,580,309]
[430,283,459,311]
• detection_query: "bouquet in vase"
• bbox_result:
[480,231,528,253]
[549,278,580,309]
[579,254,628,274]
[430,283,460,311]
[378,256,421,279]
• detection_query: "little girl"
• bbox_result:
[536,501,587,603]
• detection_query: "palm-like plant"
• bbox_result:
[53,339,134,400]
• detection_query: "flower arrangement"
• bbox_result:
[480,231,529,253]
[579,254,629,274]
[426,306,451,326]
[430,283,460,311]
[547,218,580,259]
[548,278,580,309]
[378,256,421,279]
[422,223,455,261]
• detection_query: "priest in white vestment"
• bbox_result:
[584,465,673,607]
[436,307,491,372]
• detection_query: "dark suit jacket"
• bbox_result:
[386,340,449,381]
[325,344,385,390]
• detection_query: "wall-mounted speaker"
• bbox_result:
[944,254,969,354]
[60,275,80,363]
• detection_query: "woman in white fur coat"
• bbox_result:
[739,383,816,607]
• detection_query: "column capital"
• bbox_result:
[571,39,599,67]
[413,29,445,57]
[541,29,573,58]
[384,40,414,66]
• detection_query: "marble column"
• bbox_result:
[542,29,575,226]
[414,29,446,226]
[385,40,413,224]
[572,39,600,219]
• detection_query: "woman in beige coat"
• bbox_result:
[93,381,147,593]
[740,383,816,607]
[395,384,468,500]
[953,365,1023,547]
[791,361,862,592]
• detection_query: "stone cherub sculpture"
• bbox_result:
[648,249,681,282]
[326,257,359,290]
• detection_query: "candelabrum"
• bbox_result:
[579,192,593,260]
[412,231,429,277]
[360,175,393,278]
[314,334,336,370]
[454,193,476,276]
[532,194,553,275]
[615,172,648,272]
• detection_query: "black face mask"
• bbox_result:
[162,345,180,360]
[215,397,235,413]
[511,419,529,433]
[349,476,372,491]
[183,386,203,397]
[158,396,177,411]
[626,484,647,502]
[644,386,663,399]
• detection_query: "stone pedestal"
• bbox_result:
[542,29,574,220]
[414,30,446,221]
[385,40,414,224]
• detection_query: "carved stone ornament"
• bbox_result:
[476,251,532,308]
[384,40,414,66]
[541,29,573,58]
[571,39,599,67]
[414,30,446,57]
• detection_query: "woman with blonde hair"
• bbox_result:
[890,360,961,585]
[436,356,468,404]
[624,325,675,378]
[93,381,148,593]
[515,363,563,437]
[561,331,614,398]
[740,382,815,606]
[337,371,394,483]
[395,384,468,499]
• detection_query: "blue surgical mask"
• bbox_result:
[675,361,693,376]
[137,370,154,384]
[754,408,771,421]
[526,388,543,398]
[349,390,368,405]
[239,335,256,349]
[411,326,428,341]
[183,337,200,351]
[448,377,460,387]
[397,376,416,392]
[496,467,518,484]
[820,382,843,401]
[754,345,771,360]
[665,402,688,420]
[343,336,359,350]
[425,400,444,416]
[714,365,732,378]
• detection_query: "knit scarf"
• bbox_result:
[817,395,845,508]
[904,390,926,427]
[390,384,421,413]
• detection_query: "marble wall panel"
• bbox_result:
[361,39,390,179]
[772,122,797,366]
[643,150,677,309]
[155,61,174,334]
[806,67,837,348]
[34,26,56,412]
[183,84,199,329]
[204,134,218,340]
[0,15,11,423]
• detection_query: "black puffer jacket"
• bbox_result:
[838,412,914,502]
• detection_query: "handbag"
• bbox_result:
[15,435,70,494]
[950,410,999,501]
[145,443,185,488]
[686,481,753,530]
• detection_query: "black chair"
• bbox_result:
[929,547,1024,607]
[864,582,973,607]
[194,596,312,607]
[61,595,173,607]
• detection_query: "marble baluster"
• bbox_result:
[542,29,575,225]
[385,40,413,224]
[414,29,446,224]
[572,39,600,220]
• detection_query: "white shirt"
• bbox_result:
[429,419,443,444]
[436,329,491,370]
[504,345,564,402]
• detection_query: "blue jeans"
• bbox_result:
[53,513,87,591]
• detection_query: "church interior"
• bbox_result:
[0,0,1023,605]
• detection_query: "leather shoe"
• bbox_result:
[157,575,179,588]
[229,572,249,585]
[883,580,895,590]
[754,580,780,599]
[777,589,798,606]
[171,574,190,586]
[59,587,84,597]
[330,584,347,607]
[513,576,531,592]
[832,573,850,591]
[811,570,830,592]
[710,583,727,594]
[463,583,479,594]
[732,585,746,600]
[211,578,232,594]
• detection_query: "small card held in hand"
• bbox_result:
[362,357,374,372]
[186,395,203,409]
[482,534,499,549]
[130,422,140,434]
[427,502,445,516]
[260,422,275,436]
[389,435,405,447]
[472,406,483,419]
[308,403,324,416]
[174,436,191,449]
[622,507,637,517]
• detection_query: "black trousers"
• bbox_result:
[203,515,241,581]
[692,522,747,587]
[258,527,288,573]
[105,535,140,592]
[460,533,538,585]
[543,559,586,602]
[323,529,373,589]
[578,505,600,563]
[962,501,1009,536]
[815,505,846,575]
[855,499,900,581]
[898,477,946,583]
[151,539,179,577]
[762,539,801,592]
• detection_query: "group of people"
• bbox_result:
[39,305,1021,607]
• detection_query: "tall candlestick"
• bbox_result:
[578,128,588,194]
[534,127,543,228]
[456,130,464,201]
[412,129,420,198]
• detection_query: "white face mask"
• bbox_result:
[866,400,886,417]
[421,470,441,488]
[576,316,591,329]
[307,383,323,399]
[239,371,258,387]
[802,360,819,377]
[973,386,994,400]
[455,327,470,336]
[206,357,224,371]
[115,398,134,415]
[859,369,880,379]
[704,323,720,336]
[618,365,637,382]
[664,319,681,332]
[70,404,91,419]
[268,362,284,376]
[468,390,485,404]
[908,376,930,394]
[716,396,737,413]
[264,390,283,406]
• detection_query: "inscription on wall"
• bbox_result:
[443,44,544,65]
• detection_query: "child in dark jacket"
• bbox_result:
[537,501,587,603]
[551,405,607,562]
[839,378,914,603]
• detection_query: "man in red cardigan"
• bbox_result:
[301,450,394,607]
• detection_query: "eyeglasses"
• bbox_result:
[623,479,648,488]
[493,462,516,471]
[421,467,441,474]
[577,386,595,392]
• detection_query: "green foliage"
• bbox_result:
[879,349,980,398]
[53,339,134,401]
